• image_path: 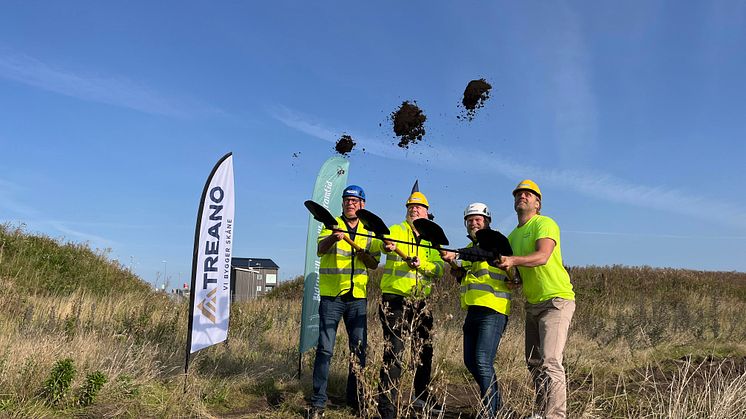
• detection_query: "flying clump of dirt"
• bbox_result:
[458,78,492,121]
[334,134,356,156]
[391,101,426,148]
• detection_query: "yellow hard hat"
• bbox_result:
[406,191,429,208]
[513,179,542,200]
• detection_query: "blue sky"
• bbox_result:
[1,2,745,287]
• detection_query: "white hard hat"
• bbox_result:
[463,202,491,221]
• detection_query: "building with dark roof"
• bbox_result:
[230,257,279,301]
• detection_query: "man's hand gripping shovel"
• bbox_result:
[475,229,520,285]
[304,200,378,269]
[355,208,414,264]
[411,218,460,269]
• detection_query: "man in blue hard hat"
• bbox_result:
[308,185,382,419]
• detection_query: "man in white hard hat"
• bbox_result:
[497,180,575,419]
[441,202,512,418]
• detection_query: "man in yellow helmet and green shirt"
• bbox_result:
[309,185,381,419]
[441,202,513,418]
[497,180,575,419]
[377,190,445,419]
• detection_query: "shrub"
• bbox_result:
[42,358,76,406]
[76,371,108,407]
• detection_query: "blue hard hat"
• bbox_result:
[343,185,366,201]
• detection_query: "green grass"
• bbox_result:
[0,224,745,417]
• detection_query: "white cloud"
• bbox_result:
[564,230,746,240]
[0,178,38,217]
[0,53,221,117]
[47,221,116,248]
[272,106,746,232]
[550,5,598,164]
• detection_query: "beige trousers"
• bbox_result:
[524,298,575,419]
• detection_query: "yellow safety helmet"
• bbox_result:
[513,179,542,200]
[406,191,429,208]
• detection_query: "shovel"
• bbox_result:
[355,209,412,261]
[303,203,424,254]
[303,200,364,252]
[415,218,517,283]
[475,229,517,283]
[356,209,478,255]
[411,218,460,269]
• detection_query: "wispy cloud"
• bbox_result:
[1,178,133,248]
[564,230,746,240]
[0,53,221,117]
[47,221,117,247]
[0,178,39,217]
[271,107,746,231]
[270,105,422,160]
[549,5,598,164]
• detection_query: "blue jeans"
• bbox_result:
[311,295,367,409]
[463,305,508,418]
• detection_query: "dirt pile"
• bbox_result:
[391,101,426,148]
[458,78,491,121]
[334,134,355,156]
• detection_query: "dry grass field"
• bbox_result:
[1,224,745,418]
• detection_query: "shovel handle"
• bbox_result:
[495,254,517,283]
[435,246,459,269]
[392,246,411,261]
[332,226,363,252]
[342,235,364,252]
[329,227,364,252]
[382,240,412,261]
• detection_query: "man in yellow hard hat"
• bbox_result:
[497,180,575,419]
[377,189,445,419]
[308,185,381,419]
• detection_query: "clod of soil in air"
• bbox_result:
[458,78,492,121]
[334,134,356,156]
[391,101,426,148]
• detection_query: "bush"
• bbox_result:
[42,358,76,406]
[77,371,108,407]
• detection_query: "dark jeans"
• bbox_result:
[463,305,508,418]
[310,294,367,409]
[378,293,434,419]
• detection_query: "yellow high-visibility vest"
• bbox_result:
[460,242,512,315]
[317,216,381,298]
[380,221,443,298]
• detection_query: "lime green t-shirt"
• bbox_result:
[508,215,574,304]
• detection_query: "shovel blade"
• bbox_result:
[475,229,513,256]
[413,218,449,246]
[304,200,338,228]
[356,209,390,236]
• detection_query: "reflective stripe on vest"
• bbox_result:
[317,216,376,298]
[469,269,507,282]
[336,248,354,257]
[382,268,428,280]
[319,268,368,276]
[460,283,511,300]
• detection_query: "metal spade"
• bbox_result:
[355,209,411,261]
[303,200,364,252]
[475,229,517,282]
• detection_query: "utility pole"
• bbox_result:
[162,260,168,291]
